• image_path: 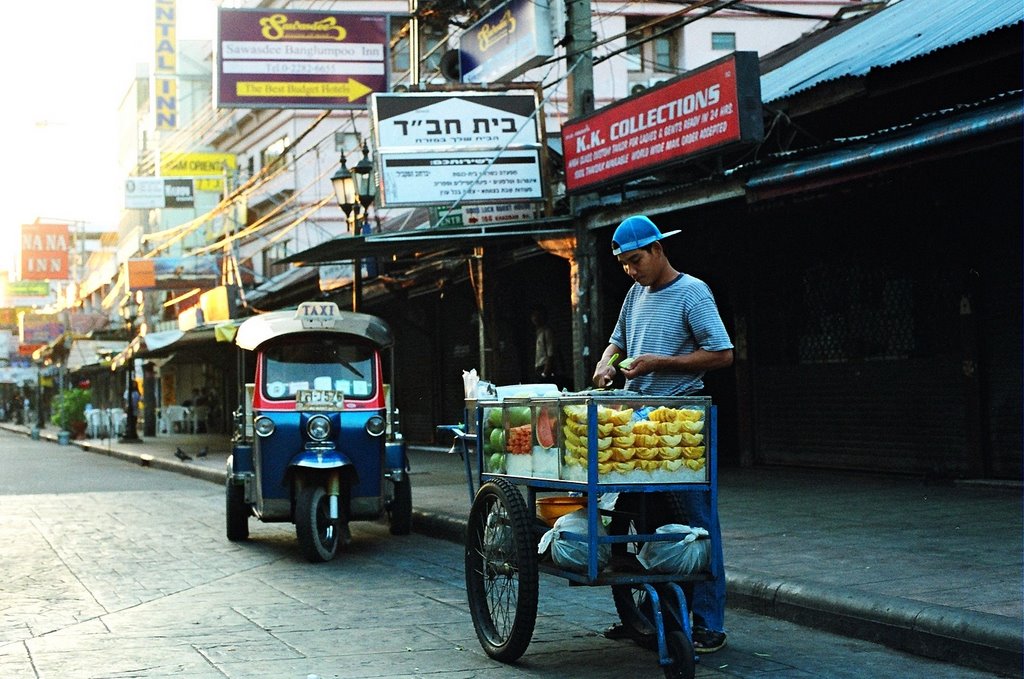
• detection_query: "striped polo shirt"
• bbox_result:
[609,273,733,396]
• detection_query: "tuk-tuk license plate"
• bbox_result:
[295,389,345,410]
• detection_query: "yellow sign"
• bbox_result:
[161,152,237,177]
[236,79,372,102]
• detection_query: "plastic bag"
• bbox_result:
[537,509,610,573]
[637,524,710,574]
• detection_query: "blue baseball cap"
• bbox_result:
[611,215,680,256]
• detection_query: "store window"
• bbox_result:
[711,32,736,51]
[260,136,290,171]
[626,17,677,73]
[262,240,291,280]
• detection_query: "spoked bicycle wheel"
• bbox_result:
[464,477,539,663]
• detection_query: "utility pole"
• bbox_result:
[566,0,601,391]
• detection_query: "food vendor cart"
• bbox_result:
[463,393,718,679]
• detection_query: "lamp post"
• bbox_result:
[331,142,377,312]
[119,297,141,443]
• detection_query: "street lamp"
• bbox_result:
[331,143,377,311]
[119,294,142,443]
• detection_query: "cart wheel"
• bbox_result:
[663,630,696,679]
[465,477,539,663]
[295,485,339,563]
[387,476,412,535]
[226,480,249,542]
[609,492,687,642]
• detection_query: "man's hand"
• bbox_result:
[620,353,652,379]
[592,363,615,388]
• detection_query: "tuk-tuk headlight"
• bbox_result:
[307,414,331,441]
[254,416,275,437]
[365,415,386,437]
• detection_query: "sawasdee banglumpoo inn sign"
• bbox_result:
[561,52,763,193]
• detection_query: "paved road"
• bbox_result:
[0,431,1004,678]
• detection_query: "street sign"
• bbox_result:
[371,91,545,207]
[217,8,388,110]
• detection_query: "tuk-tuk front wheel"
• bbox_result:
[295,485,339,562]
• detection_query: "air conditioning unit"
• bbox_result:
[630,75,674,96]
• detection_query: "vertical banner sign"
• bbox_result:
[155,0,177,131]
[20,223,70,281]
[561,52,763,193]
[217,8,388,110]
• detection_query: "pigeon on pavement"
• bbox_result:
[174,447,192,461]
[197,446,208,458]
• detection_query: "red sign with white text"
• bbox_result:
[562,53,762,193]
[20,223,70,281]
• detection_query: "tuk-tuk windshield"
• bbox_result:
[261,335,377,401]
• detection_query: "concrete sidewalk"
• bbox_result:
[17,423,1022,675]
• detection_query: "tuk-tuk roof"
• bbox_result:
[234,306,393,351]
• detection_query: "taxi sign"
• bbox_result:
[295,301,341,329]
[295,389,346,411]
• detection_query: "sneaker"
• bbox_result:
[603,623,634,641]
[692,626,727,653]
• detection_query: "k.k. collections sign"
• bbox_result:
[561,52,763,193]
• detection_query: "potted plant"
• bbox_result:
[53,387,92,440]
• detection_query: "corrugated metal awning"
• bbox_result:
[746,97,1022,195]
[761,0,1023,103]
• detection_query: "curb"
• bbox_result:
[76,439,226,485]
[14,425,1021,675]
[726,568,1022,676]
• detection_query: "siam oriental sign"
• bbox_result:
[371,91,545,207]
[20,223,70,281]
[217,8,389,109]
[561,52,763,193]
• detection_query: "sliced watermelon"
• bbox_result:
[536,409,556,449]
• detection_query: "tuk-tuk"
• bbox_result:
[225,301,411,562]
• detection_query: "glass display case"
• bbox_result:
[478,395,711,486]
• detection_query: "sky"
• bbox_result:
[0,0,219,269]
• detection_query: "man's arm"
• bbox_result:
[621,348,733,379]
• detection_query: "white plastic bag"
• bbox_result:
[537,509,610,573]
[637,524,710,574]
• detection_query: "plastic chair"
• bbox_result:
[107,408,127,437]
[86,409,108,438]
[161,405,190,434]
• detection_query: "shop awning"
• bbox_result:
[67,340,127,372]
[245,266,319,305]
[745,98,1022,198]
[110,320,242,370]
[277,217,575,265]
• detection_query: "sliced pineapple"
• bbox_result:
[681,445,705,460]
